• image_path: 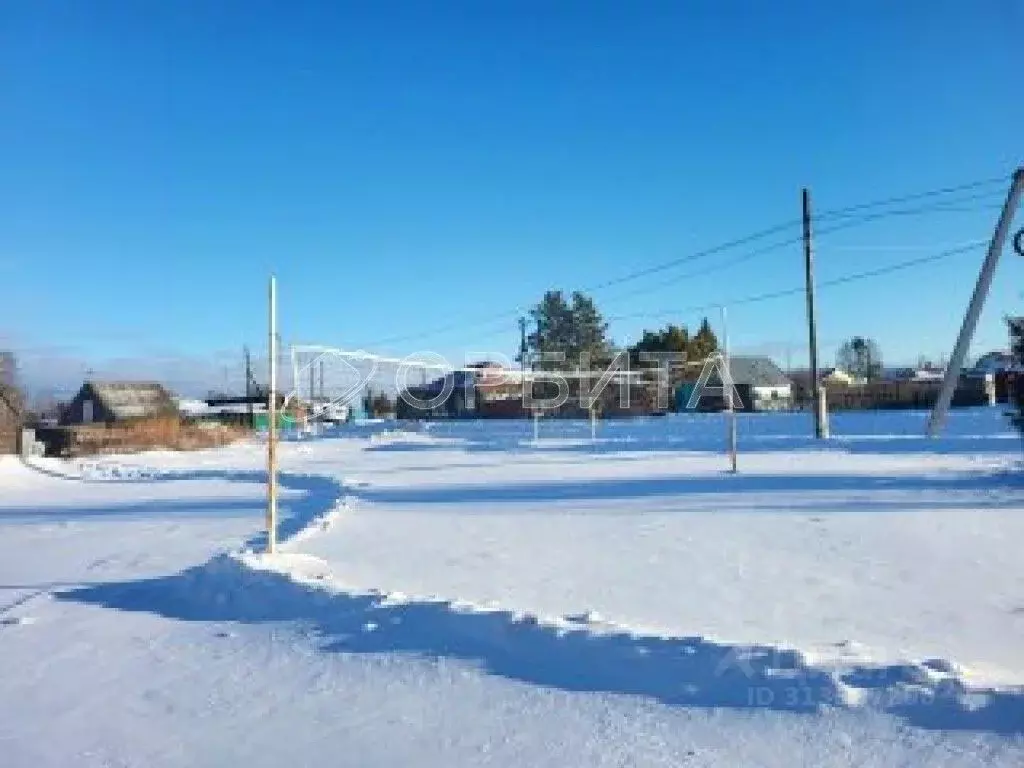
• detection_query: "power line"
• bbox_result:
[585,182,1005,296]
[583,219,800,293]
[449,240,988,347]
[814,176,1005,222]
[362,309,521,349]
[608,240,986,321]
[594,193,1002,307]
[355,173,1009,348]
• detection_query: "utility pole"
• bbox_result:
[518,316,528,374]
[803,187,823,438]
[927,168,1024,436]
[266,276,278,555]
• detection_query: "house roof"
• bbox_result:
[85,380,176,420]
[722,356,791,388]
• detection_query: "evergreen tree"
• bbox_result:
[527,290,610,369]
[527,290,573,368]
[687,317,719,362]
[628,324,690,366]
[569,291,611,365]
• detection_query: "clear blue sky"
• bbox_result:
[1,1,1022,392]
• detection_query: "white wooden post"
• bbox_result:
[266,276,278,555]
[721,306,738,473]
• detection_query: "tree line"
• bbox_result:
[521,290,719,370]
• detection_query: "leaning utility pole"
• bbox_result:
[926,168,1024,436]
[309,355,316,408]
[266,275,279,555]
[803,187,824,438]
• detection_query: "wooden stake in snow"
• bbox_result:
[817,386,830,440]
[721,306,738,473]
[267,275,279,554]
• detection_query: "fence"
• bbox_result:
[792,376,994,411]
[35,417,249,458]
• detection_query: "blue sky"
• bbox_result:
[1,1,1022,393]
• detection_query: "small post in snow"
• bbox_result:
[590,405,597,444]
[817,386,830,439]
[266,275,279,554]
[721,306,738,473]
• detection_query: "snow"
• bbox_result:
[2,408,1024,766]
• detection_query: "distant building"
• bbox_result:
[0,351,15,388]
[1009,317,1024,360]
[971,350,1017,375]
[396,370,479,419]
[910,367,945,382]
[61,381,178,426]
[678,356,792,412]
[0,382,23,454]
[881,366,946,383]
[821,368,857,386]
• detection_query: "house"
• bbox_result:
[971,350,1017,375]
[395,370,478,420]
[821,367,857,386]
[0,382,24,454]
[789,367,858,399]
[727,356,792,410]
[1009,317,1024,358]
[61,381,178,426]
[678,356,792,412]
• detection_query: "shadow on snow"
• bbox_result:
[18,440,1024,737]
[56,553,1024,736]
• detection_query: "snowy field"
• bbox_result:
[2,408,1024,766]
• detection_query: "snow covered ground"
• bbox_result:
[2,408,1023,766]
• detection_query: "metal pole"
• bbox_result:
[927,169,1024,436]
[721,306,738,473]
[519,316,528,375]
[244,346,253,429]
[266,276,278,554]
[803,187,823,437]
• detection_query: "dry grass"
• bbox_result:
[69,417,249,457]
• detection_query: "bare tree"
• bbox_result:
[836,337,883,381]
